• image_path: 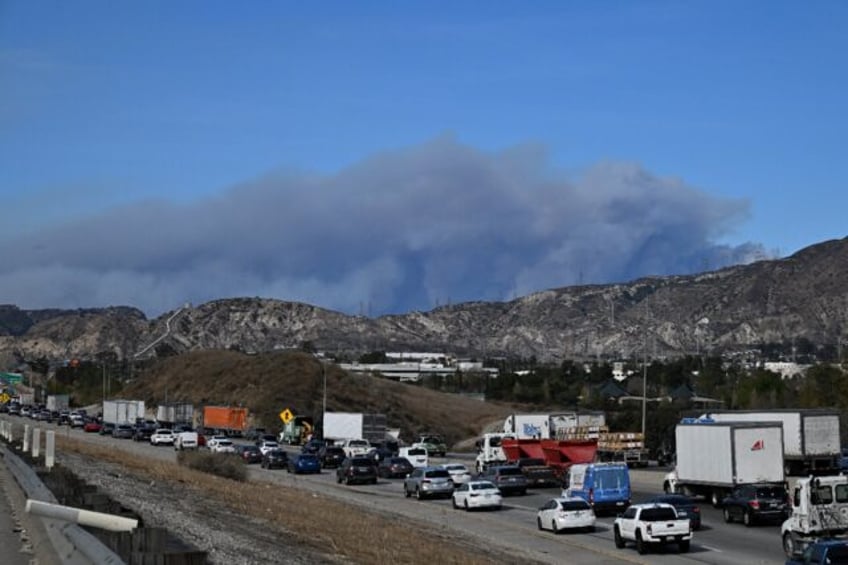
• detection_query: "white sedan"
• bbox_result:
[442,463,472,485]
[210,439,237,454]
[258,440,280,455]
[451,480,502,511]
[149,429,175,446]
[537,496,596,533]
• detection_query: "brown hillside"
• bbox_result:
[122,350,516,447]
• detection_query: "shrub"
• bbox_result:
[176,450,247,482]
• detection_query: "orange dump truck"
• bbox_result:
[202,406,248,435]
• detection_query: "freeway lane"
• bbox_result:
[5,417,788,564]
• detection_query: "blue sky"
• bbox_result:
[1,1,845,317]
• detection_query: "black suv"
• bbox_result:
[318,446,346,469]
[721,484,788,526]
[336,457,378,485]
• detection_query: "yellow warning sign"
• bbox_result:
[279,408,294,424]
[0,393,10,404]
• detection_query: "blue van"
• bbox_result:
[563,462,631,515]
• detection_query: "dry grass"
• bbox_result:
[123,350,520,446]
[55,436,503,564]
[176,450,248,481]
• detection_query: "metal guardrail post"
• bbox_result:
[33,428,41,458]
[45,430,55,469]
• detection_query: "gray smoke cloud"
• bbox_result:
[0,136,767,317]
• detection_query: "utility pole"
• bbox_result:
[641,334,647,446]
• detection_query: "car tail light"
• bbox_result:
[692,506,700,513]
[749,500,760,510]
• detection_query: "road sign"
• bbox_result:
[279,408,294,424]
[0,372,22,384]
[0,393,10,404]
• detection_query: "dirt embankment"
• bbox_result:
[124,350,517,446]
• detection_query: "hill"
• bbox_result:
[121,349,517,447]
[2,236,847,364]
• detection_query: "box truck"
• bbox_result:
[322,412,387,443]
[46,394,69,412]
[102,400,146,426]
[703,409,841,475]
[202,406,248,436]
[156,403,195,427]
[503,412,606,439]
[664,420,785,506]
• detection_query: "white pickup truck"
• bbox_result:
[341,438,371,459]
[613,503,693,555]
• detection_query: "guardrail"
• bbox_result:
[1,439,125,564]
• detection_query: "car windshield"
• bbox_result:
[521,458,546,466]
[425,470,450,478]
[827,545,848,562]
[351,458,373,466]
[472,482,497,491]
[498,467,523,476]
[562,500,591,511]
[756,487,785,499]
[641,507,678,521]
[596,468,628,490]
[656,495,691,505]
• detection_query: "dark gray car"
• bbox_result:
[480,465,528,496]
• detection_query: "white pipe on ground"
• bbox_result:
[26,499,138,532]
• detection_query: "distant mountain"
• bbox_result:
[1,237,846,365]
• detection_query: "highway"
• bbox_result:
[4,417,789,564]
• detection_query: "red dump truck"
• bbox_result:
[476,433,597,481]
[202,406,248,436]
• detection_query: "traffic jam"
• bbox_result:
[3,398,847,564]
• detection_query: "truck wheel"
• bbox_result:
[723,508,732,523]
[636,532,647,555]
[743,510,753,527]
[679,540,690,553]
[613,526,625,549]
[782,532,798,558]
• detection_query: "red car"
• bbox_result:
[83,420,102,433]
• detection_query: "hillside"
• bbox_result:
[1,236,847,364]
[122,349,517,447]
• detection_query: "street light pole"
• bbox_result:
[641,334,647,445]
